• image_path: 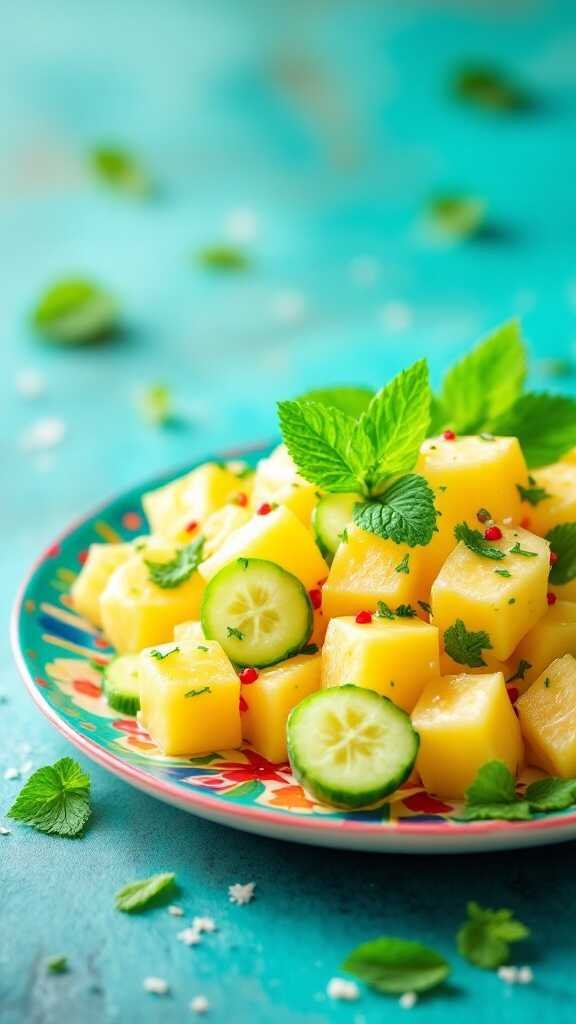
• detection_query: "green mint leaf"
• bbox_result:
[115,872,176,912]
[450,64,533,112]
[395,553,410,574]
[32,278,118,346]
[509,541,537,558]
[457,902,530,969]
[517,483,551,506]
[138,383,173,426]
[197,245,249,271]
[525,777,576,812]
[7,757,91,837]
[145,537,205,589]
[506,659,532,683]
[185,687,211,698]
[278,400,365,493]
[546,524,576,584]
[444,619,492,668]
[227,626,245,640]
[360,360,431,489]
[454,522,506,561]
[460,760,531,822]
[46,956,68,974]
[439,321,526,434]
[89,146,151,196]
[353,474,438,547]
[426,194,486,239]
[296,386,374,417]
[343,937,450,994]
[150,647,180,661]
[492,392,576,468]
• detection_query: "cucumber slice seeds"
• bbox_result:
[287,685,419,809]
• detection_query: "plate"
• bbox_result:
[12,444,576,853]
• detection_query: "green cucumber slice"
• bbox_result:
[103,655,142,715]
[312,492,360,561]
[201,557,312,668]
[287,685,419,809]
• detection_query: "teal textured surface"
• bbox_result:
[2,0,576,1020]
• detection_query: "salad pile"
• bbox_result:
[71,321,576,812]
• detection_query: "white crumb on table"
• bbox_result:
[177,927,202,947]
[168,905,184,917]
[517,965,534,984]
[143,977,169,995]
[4,768,20,781]
[498,966,518,984]
[20,417,66,452]
[228,882,255,906]
[0,825,11,835]
[193,915,217,933]
[326,977,360,1001]
[190,994,210,1014]
[399,991,418,1009]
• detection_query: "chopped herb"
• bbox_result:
[517,483,551,506]
[457,902,529,969]
[32,278,118,346]
[47,956,68,974]
[115,872,176,912]
[145,537,204,588]
[343,937,450,994]
[450,63,533,113]
[395,553,410,574]
[495,569,512,578]
[444,620,493,668]
[227,626,245,641]
[438,484,448,492]
[508,597,516,605]
[479,432,495,441]
[185,687,211,698]
[197,246,249,272]
[509,541,537,558]
[139,384,173,426]
[239,558,249,570]
[507,660,532,683]
[300,643,319,655]
[395,604,417,618]
[418,600,432,615]
[375,601,395,620]
[7,757,91,837]
[454,521,506,561]
[544,677,551,688]
[197,645,209,652]
[89,146,152,196]
[337,528,349,544]
[459,761,531,821]
[547,524,576,584]
[150,647,179,661]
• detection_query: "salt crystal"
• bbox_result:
[0,826,11,835]
[168,905,184,917]
[20,417,66,452]
[177,927,202,947]
[192,916,216,933]
[399,991,418,1009]
[326,977,360,1002]
[517,965,534,984]
[498,965,518,984]
[143,977,169,995]
[4,768,20,781]
[190,995,210,1014]
[228,882,255,906]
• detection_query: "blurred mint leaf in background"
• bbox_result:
[457,902,529,969]
[32,278,118,346]
[426,194,486,239]
[450,63,534,112]
[138,383,173,426]
[89,145,152,197]
[492,393,576,468]
[197,245,250,271]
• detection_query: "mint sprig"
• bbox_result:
[460,761,531,821]
[145,537,205,589]
[7,758,91,837]
[457,903,530,969]
[444,620,493,668]
[354,475,438,548]
[546,524,576,585]
[454,522,506,561]
[343,937,450,994]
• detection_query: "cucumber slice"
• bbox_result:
[201,558,312,668]
[103,655,142,715]
[312,492,360,561]
[287,685,419,809]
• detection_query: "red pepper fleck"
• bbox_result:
[234,492,248,507]
[184,520,199,533]
[122,511,143,531]
[239,695,249,712]
[257,503,272,516]
[355,610,372,624]
[506,686,519,705]
[239,667,259,685]
[308,588,322,611]
[550,551,558,566]
[547,592,557,606]
[442,429,456,441]
[520,516,531,530]
[484,525,503,541]
[78,549,89,565]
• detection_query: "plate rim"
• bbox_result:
[11,443,576,850]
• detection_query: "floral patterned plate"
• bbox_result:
[12,444,576,853]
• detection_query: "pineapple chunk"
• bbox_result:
[525,462,576,536]
[440,650,513,679]
[416,435,527,587]
[321,525,429,621]
[174,620,204,644]
[412,672,523,799]
[142,463,241,541]
[431,524,549,661]
[203,503,251,556]
[198,506,328,590]
[517,654,576,776]
[139,640,240,755]
[100,538,205,654]
[252,444,318,525]
[322,615,439,712]
[71,543,132,628]
[551,577,576,602]
[242,654,321,763]
[511,601,576,692]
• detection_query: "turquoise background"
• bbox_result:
[2,0,576,1020]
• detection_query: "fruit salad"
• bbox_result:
[70,321,576,812]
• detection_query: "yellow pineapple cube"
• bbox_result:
[241,654,321,763]
[511,601,576,692]
[142,463,241,541]
[173,620,204,644]
[202,503,251,556]
[321,525,429,621]
[416,435,528,587]
[139,640,240,755]
[525,462,576,536]
[550,577,576,602]
[71,543,132,628]
[322,615,439,712]
[198,506,328,591]
[431,524,550,661]
[412,672,523,799]
[440,650,513,679]
[517,654,576,776]
[100,538,205,654]
[252,444,318,525]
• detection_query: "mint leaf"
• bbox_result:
[8,758,91,837]
[457,902,530,969]
[450,64,532,112]
[506,659,532,683]
[89,146,151,196]
[360,360,431,489]
[547,524,576,584]
[395,604,417,618]
[426,194,486,239]
[525,777,576,811]
[197,246,249,271]
[353,475,438,547]
[454,522,506,561]
[32,278,118,346]
[517,483,551,506]
[343,937,450,994]
[115,872,176,912]
[460,761,531,821]
[444,620,492,668]
[297,386,374,417]
[46,956,68,974]
[375,601,395,620]
[395,553,410,574]
[145,537,204,589]
[493,393,576,468]
[278,400,366,494]
[438,321,526,434]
